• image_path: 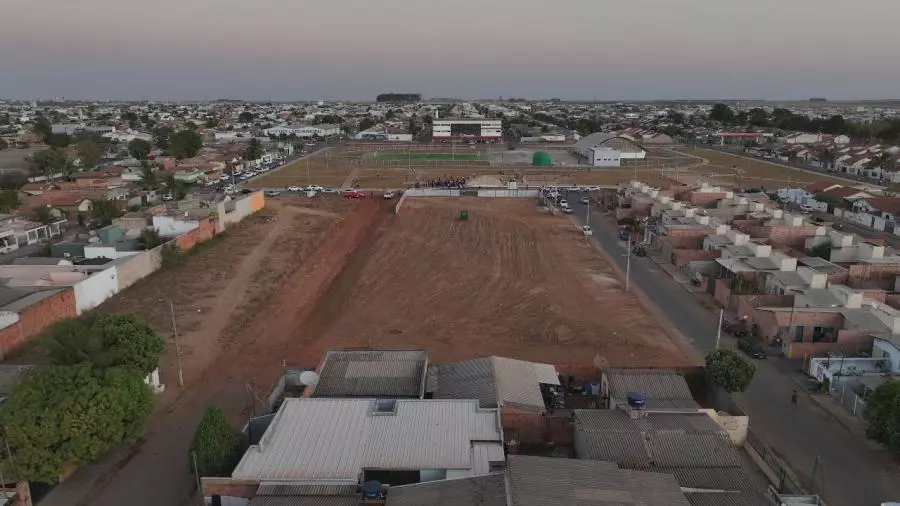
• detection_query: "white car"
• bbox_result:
[559,199,569,208]
[287,185,302,192]
[383,191,395,199]
[219,174,230,181]
[799,204,814,213]
[581,225,593,236]
[223,186,235,195]
[580,197,589,204]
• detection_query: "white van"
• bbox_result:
[799,204,814,213]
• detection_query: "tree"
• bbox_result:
[204,117,218,129]
[189,406,245,479]
[32,116,52,142]
[39,315,164,375]
[706,349,756,393]
[169,130,203,159]
[806,242,832,261]
[709,103,735,124]
[864,380,900,452]
[869,152,895,177]
[748,108,769,127]
[137,228,163,250]
[238,111,253,123]
[29,148,68,177]
[0,364,153,483]
[667,111,685,125]
[121,111,139,129]
[35,205,55,225]
[0,189,19,213]
[0,173,27,190]
[47,133,72,149]
[89,198,122,226]
[241,138,263,161]
[128,138,152,160]
[0,137,7,150]
[76,137,106,169]
[153,126,173,149]
[163,174,187,200]
[138,162,158,190]
[358,117,376,132]
[822,115,848,135]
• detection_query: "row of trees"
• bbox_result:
[0,315,163,482]
[708,103,900,143]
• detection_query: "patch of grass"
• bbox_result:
[372,152,482,161]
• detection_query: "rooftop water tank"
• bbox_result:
[626,392,646,409]
[363,480,381,499]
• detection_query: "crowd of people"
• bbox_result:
[414,175,469,189]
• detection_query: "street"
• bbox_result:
[568,196,900,506]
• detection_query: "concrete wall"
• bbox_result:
[393,190,410,215]
[114,247,163,291]
[74,267,119,315]
[175,217,217,251]
[672,249,720,268]
[216,191,265,233]
[153,215,200,237]
[403,189,462,197]
[84,245,141,260]
[476,189,540,198]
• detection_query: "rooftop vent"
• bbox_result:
[374,398,398,415]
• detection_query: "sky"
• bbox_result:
[1,0,899,101]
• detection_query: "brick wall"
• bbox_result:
[201,478,259,499]
[735,294,793,321]
[0,288,77,360]
[754,225,823,247]
[666,227,715,238]
[501,407,547,444]
[688,191,728,207]
[672,249,720,268]
[659,236,705,249]
[175,217,218,252]
[714,279,733,307]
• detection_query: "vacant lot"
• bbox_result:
[372,151,483,161]
[291,197,689,368]
[253,151,353,188]
[682,149,849,189]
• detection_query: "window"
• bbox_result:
[812,326,836,343]
[373,398,398,415]
[794,325,805,342]
[489,461,506,473]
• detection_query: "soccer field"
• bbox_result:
[372,151,482,161]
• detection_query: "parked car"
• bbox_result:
[383,191,395,199]
[344,190,365,199]
[581,225,593,236]
[580,197,589,204]
[287,185,302,191]
[264,190,281,196]
[562,206,573,214]
[738,338,767,359]
[799,204,814,213]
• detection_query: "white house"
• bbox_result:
[784,133,823,145]
[264,124,340,138]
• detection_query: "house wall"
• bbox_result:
[201,478,259,500]
[153,215,200,237]
[73,267,119,314]
[848,263,900,290]
[757,225,824,247]
[500,407,546,444]
[175,218,217,252]
[873,339,900,372]
[216,192,265,233]
[688,191,727,206]
[114,247,163,291]
[0,288,77,359]
[672,249,720,268]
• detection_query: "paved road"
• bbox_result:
[568,197,900,506]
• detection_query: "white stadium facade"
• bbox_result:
[432,119,502,142]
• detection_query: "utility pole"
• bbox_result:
[715,309,724,349]
[170,300,184,387]
[306,159,310,186]
[625,235,632,292]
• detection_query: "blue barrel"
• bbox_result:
[363,480,381,499]
[626,392,646,409]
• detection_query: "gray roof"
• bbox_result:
[507,455,691,506]
[251,483,360,506]
[574,410,742,470]
[232,398,502,481]
[385,474,507,506]
[574,132,645,154]
[427,356,559,413]
[603,369,699,409]
[311,350,427,398]
[0,287,66,313]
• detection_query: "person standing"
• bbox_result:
[791,390,798,405]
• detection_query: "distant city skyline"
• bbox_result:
[2,0,899,102]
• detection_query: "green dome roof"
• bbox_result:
[532,151,552,167]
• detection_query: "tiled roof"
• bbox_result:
[311,350,427,398]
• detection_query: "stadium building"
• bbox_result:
[574,132,646,167]
[432,119,502,142]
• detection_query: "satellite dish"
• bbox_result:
[299,371,319,386]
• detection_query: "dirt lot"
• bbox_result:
[290,197,688,368]
[682,149,849,189]
[253,151,353,188]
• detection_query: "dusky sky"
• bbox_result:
[1,0,898,101]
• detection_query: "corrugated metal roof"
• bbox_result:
[312,350,427,398]
[249,497,359,506]
[385,475,507,506]
[507,455,690,506]
[649,433,742,468]
[683,493,770,506]
[603,369,699,409]
[256,484,359,496]
[429,356,558,413]
[233,399,502,481]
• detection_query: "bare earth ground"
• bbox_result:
[680,149,849,189]
[292,197,688,369]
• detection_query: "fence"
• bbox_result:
[745,430,812,496]
[476,189,540,198]
[829,379,868,419]
[402,188,461,197]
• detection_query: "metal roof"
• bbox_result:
[428,356,559,413]
[507,455,690,506]
[385,474,507,506]
[311,350,427,398]
[232,398,502,481]
[603,370,699,409]
[250,483,361,506]
[249,497,359,506]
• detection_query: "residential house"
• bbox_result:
[784,132,823,145]
[813,185,874,209]
[777,181,842,206]
[601,369,699,409]
[309,349,428,399]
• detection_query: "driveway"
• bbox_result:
[568,197,900,506]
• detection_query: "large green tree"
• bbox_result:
[169,130,203,159]
[238,111,253,123]
[76,137,106,169]
[241,138,263,161]
[153,126,173,149]
[706,349,756,393]
[29,148,68,177]
[0,189,20,213]
[709,103,736,124]
[47,133,72,148]
[0,137,7,150]
[864,380,900,452]
[189,406,245,479]
[39,315,164,375]
[128,138,153,160]
[89,198,123,226]
[32,116,52,142]
[0,364,153,483]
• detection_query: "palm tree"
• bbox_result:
[819,149,836,170]
[870,152,894,179]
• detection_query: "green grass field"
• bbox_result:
[372,151,482,161]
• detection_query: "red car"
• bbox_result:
[343,190,365,199]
